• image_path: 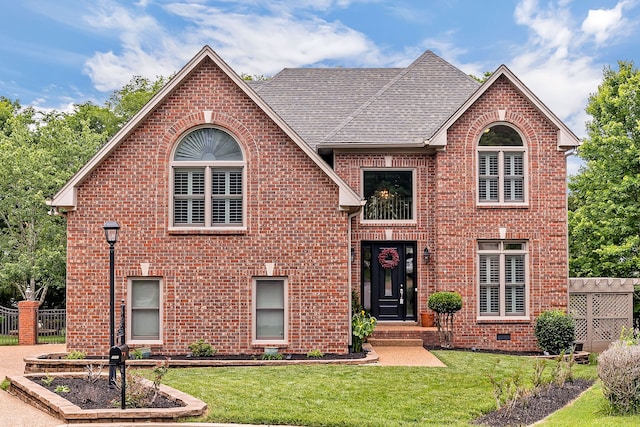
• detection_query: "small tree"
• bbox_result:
[428,291,463,348]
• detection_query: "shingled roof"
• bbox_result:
[252,51,480,149]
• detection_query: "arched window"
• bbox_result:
[477,124,527,204]
[170,127,245,228]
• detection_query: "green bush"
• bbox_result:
[428,291,463,313]
[598,338,640,414]
[188,339,216,357]
[534,310,575,355]
[64,350,86,360]
[352,310,377,352]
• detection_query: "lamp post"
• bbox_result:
[103,220,120,386]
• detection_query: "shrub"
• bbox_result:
[534,310,575,355]
[64,350,86,360]
[188,339,216,357]
[428,291,463,314]
[352,310,377,352]
[428,291,463,348]
[306,349,324,358]
[598,338,640,415]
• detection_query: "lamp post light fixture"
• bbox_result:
[103,220,120,386]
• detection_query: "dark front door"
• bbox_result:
[361,242,416,321]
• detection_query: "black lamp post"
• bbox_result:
[103,220,120,386]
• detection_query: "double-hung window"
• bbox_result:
[478,241,528,319]
[171,127,245,229]
[362,170,414,222]
[128,278,162,344]
[253,278,287,343]
[477,124,526,205]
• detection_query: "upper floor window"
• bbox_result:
[478,241,528,319]
[477,125,526,205]
[170,127,245,229]
[363,170,414,222]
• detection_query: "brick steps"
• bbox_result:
[368,338,423,347]
[370,323,441,347]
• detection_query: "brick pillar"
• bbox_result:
[18,300,40,345]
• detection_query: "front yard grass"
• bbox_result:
[160,350,598,426]
[538,382,640,426]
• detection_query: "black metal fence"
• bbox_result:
[0,305,19,345]
[37,308,66,344]
[0,305,66,345]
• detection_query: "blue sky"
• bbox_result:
[1,0,639,173]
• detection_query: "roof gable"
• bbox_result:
[253,51,481,148]
[49,46,363,210]
[322,51,480,145]
[428,65,580,150]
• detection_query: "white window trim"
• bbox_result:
[252,277,288,345]
[476,124,528,207]
[360,168,417,224]
[127,277,163,345]
[476,241,529,321]
[169,127,247,232]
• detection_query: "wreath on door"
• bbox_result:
[378,248,400,269]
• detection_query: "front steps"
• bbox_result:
[370,323,440,348]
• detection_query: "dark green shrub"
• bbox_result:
[534,310,575,355]
[428,291,463,313]
[598,338,640,414]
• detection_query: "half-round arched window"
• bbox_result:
[171,127,245,228]
[477,124,527,204]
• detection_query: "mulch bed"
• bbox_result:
[35,376,183,410]
[472,379,594,426]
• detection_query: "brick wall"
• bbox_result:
[65,58,351,356]
[335,75,568,352]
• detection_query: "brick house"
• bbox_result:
[49,46,579,356]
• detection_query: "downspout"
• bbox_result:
[347,210,360,349]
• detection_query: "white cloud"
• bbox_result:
[581,1,628,44]
[508,0,615,138]
[81,1,382,91]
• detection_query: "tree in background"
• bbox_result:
[0,76,167,307]
[569,61,640,278]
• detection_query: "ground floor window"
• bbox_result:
[127,278,162,344]
[477,241,528,319]
[253,278,287,343]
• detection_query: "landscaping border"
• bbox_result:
[7,372,206,423]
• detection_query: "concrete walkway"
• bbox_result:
[371,345,446,367]
[0,343,66,427]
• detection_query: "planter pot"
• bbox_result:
[420,312,435,327]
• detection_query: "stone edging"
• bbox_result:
[24,346,379,373]
[7,372,207,423]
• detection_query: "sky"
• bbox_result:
[1,0,639,174]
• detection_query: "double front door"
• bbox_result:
[361,242,416,321]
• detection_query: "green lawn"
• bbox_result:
[159,350,600,426]
[538,382,640,426]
